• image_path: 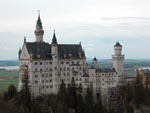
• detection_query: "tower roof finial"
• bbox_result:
[36,10,43,29]
[114,42,122,47]
[38,10,40,15]
[24,36,26,43]
[52,29,57,44]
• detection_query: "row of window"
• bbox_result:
[34,61,83,65]
[42,83,82,89]
[43,85,54,88]
[84,78,114,82]
[34,77,82,84]
[34,72,82,78]
[60,67,82,71]
[34,66,82,72]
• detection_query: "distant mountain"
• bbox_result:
[0,59,150,69]
[0,60,19,66]
[87,58,150,69]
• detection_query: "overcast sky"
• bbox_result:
[0,0,150,60]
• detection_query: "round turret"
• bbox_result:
[35,12,44,42]
[114,42,122,55]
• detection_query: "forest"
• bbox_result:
[0,73,150,113]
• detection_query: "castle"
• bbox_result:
[18,13,125,102]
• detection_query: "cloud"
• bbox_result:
[0,47,17,51]
[101,17,150,21]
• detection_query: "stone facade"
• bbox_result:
[18,14,125,100]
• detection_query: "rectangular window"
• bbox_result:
[72,67,74,70]
[40,62,42,65]
[35,81,38,83]
[49,62,52,64]
[79,67,82,70]
[66,61,69,64]
[61,62,64,64]
[35,62,37,65]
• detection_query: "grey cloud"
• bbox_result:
[101,17,150,20]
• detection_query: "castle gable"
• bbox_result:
[20,43,30,60]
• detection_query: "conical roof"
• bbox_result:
[52,30,57,44]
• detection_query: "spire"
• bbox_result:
[24,36,26,43]
[114,42,122,47]
[36,10,43,30]
[93,57,97,61]
[34,10,44,42]
[19,48,21,55]
[52,29,57,44]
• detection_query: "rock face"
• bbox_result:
[134,105,150,113]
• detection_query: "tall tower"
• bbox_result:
[51,30,58,94]
[112,42,125,85]
[92,57,99,69]
[34,11,44,42]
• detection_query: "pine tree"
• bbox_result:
[85,83,93,113]
[58,80,68,113]
[67,77,77,110]
[15,69,31,110]
[134,73,144,108]
[7,84,17,100]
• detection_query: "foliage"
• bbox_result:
[1,74,150,113]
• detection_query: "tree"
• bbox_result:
[67,77,77,111]
[58,80,67,101]
[134,74,144,108]
[94,90,103,113]
[15,69,31,110]
[58,80,68,113]
[85,83,93,113]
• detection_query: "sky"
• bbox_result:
[0,0,150,60]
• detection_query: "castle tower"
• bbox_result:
[92,57,99,69]
[34,11,44,42]
[51,30,58,94]
[112,42,125,85]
